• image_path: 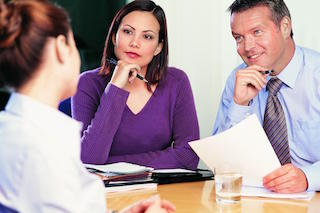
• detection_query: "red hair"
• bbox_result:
[0,0,70,88]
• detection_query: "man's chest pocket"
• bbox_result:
[293,120,320,161]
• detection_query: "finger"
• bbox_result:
[116,60,141,74]
[246,64,269,71]
[237,74,266,89]
[269,179,294,193]
[237,69,267,86]
[263,170,291,188]
[120,199,153,213]
[239,65,269,80]
[264,175,291,189]
[263,164,292,183]
[241,72,266,88]
[129,70,137,83]
[161,200,176,212]
[126,63,141,73]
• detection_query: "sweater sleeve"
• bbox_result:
[71,73,129,164]
[107,72,200,170]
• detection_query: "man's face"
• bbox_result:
[230,6,288,70]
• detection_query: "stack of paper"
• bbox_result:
[105,183,157,194]
[84,162,154,174]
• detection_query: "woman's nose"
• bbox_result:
[129,36,140,48]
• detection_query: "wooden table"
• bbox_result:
[106,180,320,213]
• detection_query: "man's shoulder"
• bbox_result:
[299,46,320,65]
[232,63,247,73]
[226,63,247,82]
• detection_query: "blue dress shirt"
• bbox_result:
[213,46,320,191]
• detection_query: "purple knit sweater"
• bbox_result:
[71,67,199,169]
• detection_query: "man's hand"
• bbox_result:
[263,164,308,193]
[234,65,268,106]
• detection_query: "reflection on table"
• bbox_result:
[106,180,320,213]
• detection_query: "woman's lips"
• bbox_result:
[126,52,140,59]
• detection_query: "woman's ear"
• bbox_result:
[280,16,292,39]
[112,33,116,46]
[154,41,163,56]
[55,35,68,64]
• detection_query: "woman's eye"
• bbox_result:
[144,34,153,40]
[123,29,132,35]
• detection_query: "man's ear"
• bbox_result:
[280,16,292,39]
[154,41,163,56]
[55,35,68,64]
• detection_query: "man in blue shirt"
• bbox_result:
[213,0,320,193]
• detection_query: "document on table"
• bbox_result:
[189,114,315,200]
[189,114,280,187]
[241,186,315,200]
[105,183,157,194]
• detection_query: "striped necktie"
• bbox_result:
[263,78,291,165]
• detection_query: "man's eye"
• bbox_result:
[254,30,262,35]
[235,35,243,43]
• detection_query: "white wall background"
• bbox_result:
[150,0,320,139]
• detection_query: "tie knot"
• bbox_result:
[267,78,283,96]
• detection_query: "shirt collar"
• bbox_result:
[276,45,303,89]
[5,93,82,144]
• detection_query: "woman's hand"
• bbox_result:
[110,60,141,89]
[118,195,176,213]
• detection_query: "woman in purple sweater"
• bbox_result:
[72,0,199,169]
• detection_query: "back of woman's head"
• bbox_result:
[0,0,70,89]
[101,0,168,85]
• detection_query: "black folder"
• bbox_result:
[104,169,214,187]
[151,169,214,184]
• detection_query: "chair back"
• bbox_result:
[0,90,10,111]
[0,203,18,213]
[58,98,71,117]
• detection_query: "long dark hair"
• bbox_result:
[100,0,168,86]
[0,0,70,88]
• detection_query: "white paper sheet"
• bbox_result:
[153,169,196,173]
[189,114,281,187]
[84,162,153,174]
[241,186,315,200]
[105,183,157,194]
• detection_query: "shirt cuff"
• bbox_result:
[300,162,320,191]
[228,100,253,125]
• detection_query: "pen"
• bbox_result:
[264,70,274,75]
[106,58,149,83]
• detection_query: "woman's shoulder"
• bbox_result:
[165,67,189,83]
[79,67,103,81]
[78,67,108,90]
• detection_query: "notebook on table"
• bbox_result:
[84,162,214,187]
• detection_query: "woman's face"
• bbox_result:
[113,11,163,71]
